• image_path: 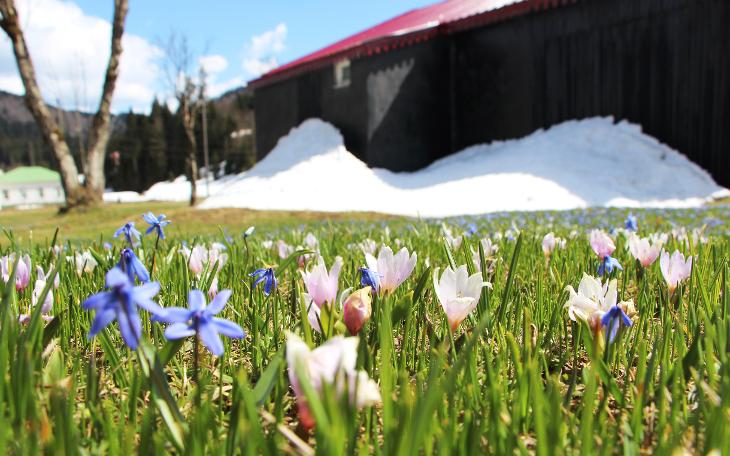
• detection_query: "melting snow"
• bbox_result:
[108,117,729,217]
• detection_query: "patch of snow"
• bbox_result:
[196,117,727,217]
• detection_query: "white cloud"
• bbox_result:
[0,0,162,113]
[199,54,228,75]
[242,23,287,77]
[196,55,244,98]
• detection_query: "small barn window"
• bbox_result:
[334,59,351,88]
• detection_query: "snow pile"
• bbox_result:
[104,174,236,204]
[196,117,727,217]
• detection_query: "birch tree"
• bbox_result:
[0,0,128,209]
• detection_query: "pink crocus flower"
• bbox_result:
[276,240,294,259]
[590,230,615,259]
[286,332,380,429]
[433,265,490,332]
[208,276,219,299]
[364,246,417,294]
[628,234,662,267]
[2,254,32,291]
[32,266,57,318]
[19,266,57,325]
[659,249,692,293]
[180,245,228,278]
[0,255,10,283]
[300,256,343,308]
[342,287,372,335]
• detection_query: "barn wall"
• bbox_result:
[359,40,451,171]
[254,40,449,170]
[453,0,730,186]
[254,79,299,161]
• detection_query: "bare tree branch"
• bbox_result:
[160,31,202,206]
[85,0,129,196]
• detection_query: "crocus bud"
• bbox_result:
[343,287,372,335]
[542,232,556,256]
[16,254,31,291]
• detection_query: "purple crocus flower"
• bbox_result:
[114,222,141,245]
[143,212,171,239]
[155,289,245,356]
[250,267,277,296]
[359,267,381,292]
[118,248,150,283]
[82,267,164,350]
[597,255,622,276]
[600,305,633,343]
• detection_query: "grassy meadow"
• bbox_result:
[0,203,729,454]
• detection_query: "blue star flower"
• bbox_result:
[118,248,150,283]
[155,289,245,356]
[359,267,381,292]
[625,213,638,232]
[82,267,164,350]
[597,255,623,276]
[600,305,633,343]
[114,222,141,245]
[143,212,171,240]
[250,267,277,295]
[465,223,478,237]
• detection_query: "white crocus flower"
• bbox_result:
[365,246,417,294]
[433,265,490,332]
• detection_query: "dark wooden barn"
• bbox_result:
[250,0,730,187]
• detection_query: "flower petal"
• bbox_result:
[211,317,245,338]
[198,322,224,356]
[164,322,195,340]
[189,289,206,311]
[206,289,232,316]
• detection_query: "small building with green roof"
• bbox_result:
[0,166,64,209]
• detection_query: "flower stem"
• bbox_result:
[150,233,161,276]
[193,324,201,407]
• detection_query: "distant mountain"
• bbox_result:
[0,89,125,169]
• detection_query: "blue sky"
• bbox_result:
[0,0,433,112]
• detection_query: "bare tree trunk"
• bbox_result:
[0,0,129,209]
[180,95,198,206]
[85,0,128,202]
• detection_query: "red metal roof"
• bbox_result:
[249,0,576,89]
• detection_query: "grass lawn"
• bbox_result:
[0,202,728,453]
[0,201,395,244]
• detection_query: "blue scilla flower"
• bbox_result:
[359,267,381,292]
[82,267,164,350]
[118,248,150,283]
[465,223,478,237]
[155,289,245,356]
[625,213,638,232]
[250,267,277,296]
[601,306,633,343]
[114,222,141,245]
[143,212,171,239]
[597,255,622,276]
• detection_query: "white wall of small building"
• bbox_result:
[0,183,65,208]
